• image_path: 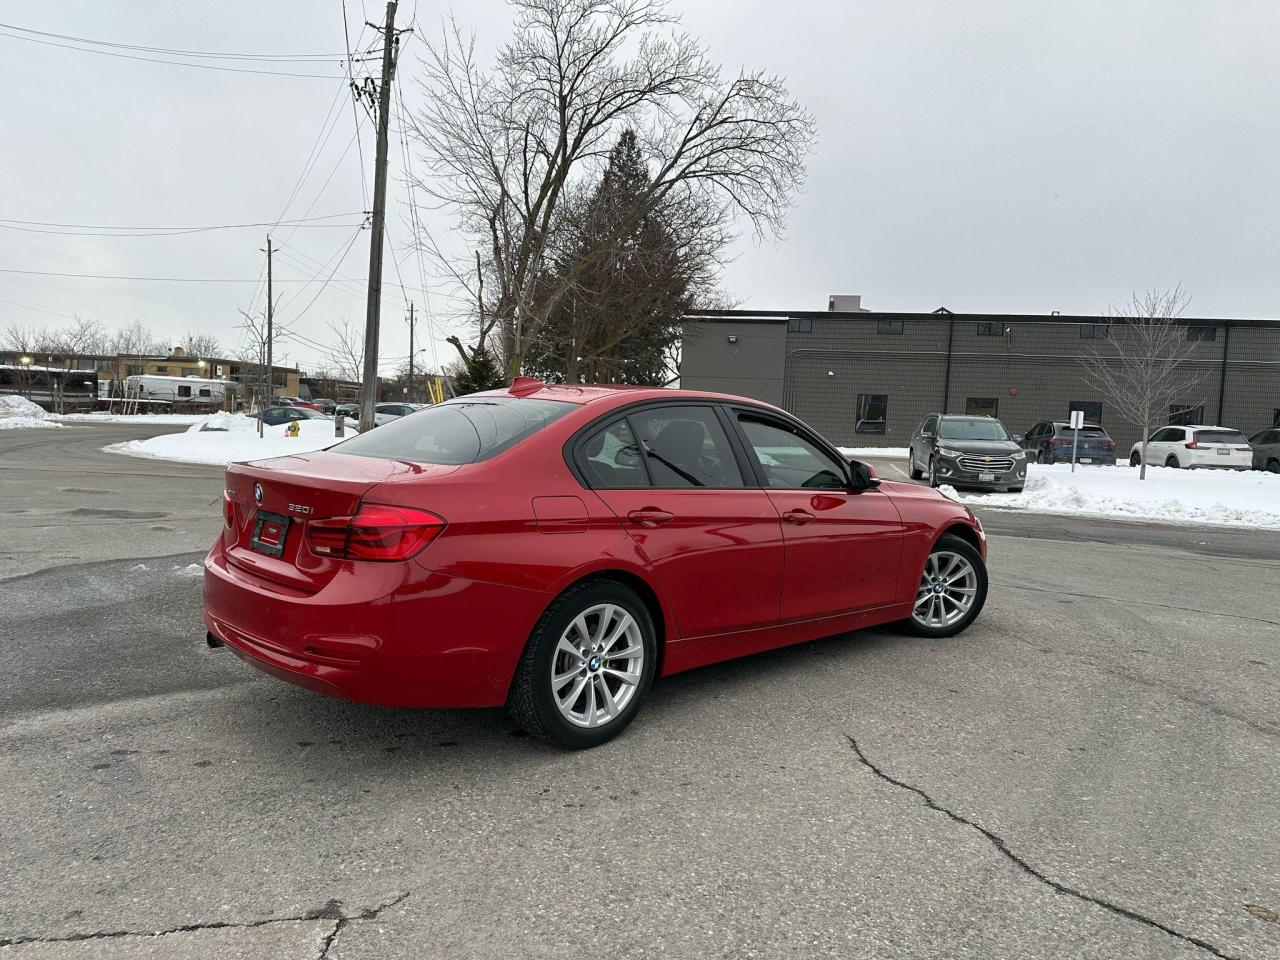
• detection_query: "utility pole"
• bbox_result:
[404,304,414,401]
[259,235,274,437]
[358,0,398,433]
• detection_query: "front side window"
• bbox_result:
[579,420,648,488]
[333,396,574,465]
[920,415,938,437]
[1150,427,1181,443]
[628,405,743,488]
[856,394,888,434]
[738,416,847,490]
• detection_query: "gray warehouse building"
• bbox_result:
[679,303,1280,450]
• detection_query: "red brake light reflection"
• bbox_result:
[223,491,235,528]
[305,504,445,562]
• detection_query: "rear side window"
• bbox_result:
[579,420,648,488]
[332,397,573,465]
[1195,430,1247,445]
[627,405,744,488]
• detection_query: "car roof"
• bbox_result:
[467,381,787,412]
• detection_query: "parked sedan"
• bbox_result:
[909,414,1027,491]
[375,402,426,419]
[1021,421,1118,465]
[1248,428,1280,473]
[1129,425,1253,469]
[205,380,989,748]
[259,405,356,429]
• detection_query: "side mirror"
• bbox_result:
[1012,434,1024,445]
[848,460,880,492]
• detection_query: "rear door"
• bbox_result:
[579,404,784,638]
[730,409,904,621]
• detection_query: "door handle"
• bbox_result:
[627,508,674,527]
[782,509,815,525]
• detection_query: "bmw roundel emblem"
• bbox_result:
[253,483,263,504]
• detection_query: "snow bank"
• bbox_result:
[0,395,61,430]
[839,447,910,459]
[55,412,220,425]
[108,415,359,466]
[945,463,1280,530]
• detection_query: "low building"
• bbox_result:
[679,304,1280,450]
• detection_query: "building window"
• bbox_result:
[154,365,168,373]
[1068,401,1103,424]
[965,397,998,417]
[876,319,904,336]
[976,321,1002,337]
[126,364,143,376]
[1079,324,1110,339]
[1169,404,1203,426]
[787,317,813,333]
[181,366,199,377]
[1186,326,1217,343]
[273,370,288,387]
[855,394,888,434]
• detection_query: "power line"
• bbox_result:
[0,267,362,283]
[0,28,345,79]
[0,212,367,237]
[0,20,347,61]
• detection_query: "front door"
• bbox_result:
[731,411,905,621]
[581,406,784,639]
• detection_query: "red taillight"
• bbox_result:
[1105,439,1116,449]
[1236,446,1252,452]
[1051,438,1069,447]
[1185,441,1200,449]
[223,491,235,528]
[305,504,445,562]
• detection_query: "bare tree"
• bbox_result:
[407,0,816,377]
[326,318,366,382]
[2,322,41,353]
[182,332,223,360]
[1079,287,1208,479]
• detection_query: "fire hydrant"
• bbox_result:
[284,421,300,438]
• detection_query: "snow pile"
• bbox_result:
[108,416,359,466]
[0,395,61,430]
[946,463,1280,530]
[839,447,910,459]
[56,412,221,425]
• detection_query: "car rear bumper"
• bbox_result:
[202,539,548,708]
[1043,451,1117,465]
[1185,454,1252,469]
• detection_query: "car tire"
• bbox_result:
[927,457,939,488]
[508,579,657,749]
[1165,455,1180,468]
[903,533,988,639]
[1129,452,1141,467]
[1037,449,1049,465]
[908,452,924,481]
[1268,459,1280,474]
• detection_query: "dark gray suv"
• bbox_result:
[908,414,1028,492]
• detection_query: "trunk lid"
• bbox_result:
[223,451,459,592]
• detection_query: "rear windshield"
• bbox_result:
[938,418,1009,441]
[1060,425,1107,437]
[331,397,574,465]
[1195,430,1247,445]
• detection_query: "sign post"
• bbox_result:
[1069,409,1084,473]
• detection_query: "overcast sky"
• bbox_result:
[4,1,1279,374]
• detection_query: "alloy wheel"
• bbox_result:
[912,551,978,629]
[551,603,644,728]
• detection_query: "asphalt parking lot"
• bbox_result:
[1,424,1277,959]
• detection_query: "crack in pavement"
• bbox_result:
[0,892,410,952]
[845,736,1242,960]
[991,580,1280,628]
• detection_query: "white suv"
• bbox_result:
[1130,425,1252,470]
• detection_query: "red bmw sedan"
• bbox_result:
[204,379,988,748]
